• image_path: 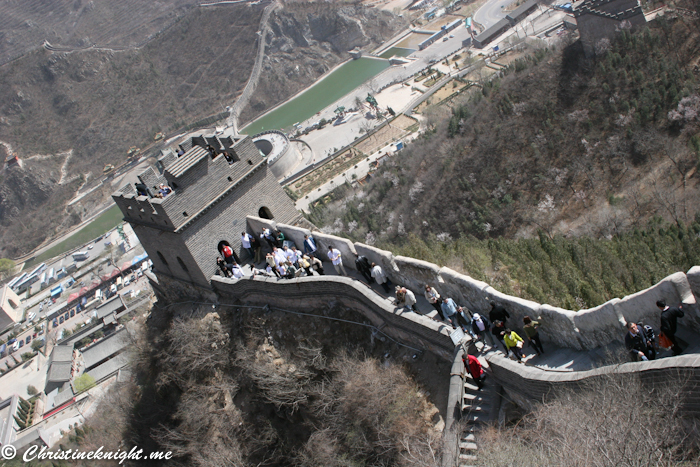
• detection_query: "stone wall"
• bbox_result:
[210,273,457,361]
[486,352,700,415]
[246,216,700,351]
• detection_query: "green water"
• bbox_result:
[242,58,390,135]
[379,47,415,59]
[24,205,123,269]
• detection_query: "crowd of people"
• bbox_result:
[215,228,688,393]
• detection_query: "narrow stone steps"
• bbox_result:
[462,403,489,413]
[458,354,499,467]
[460,441,478,451]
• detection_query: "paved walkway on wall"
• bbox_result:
[234,251,700,373]
[237,252,461,335]
[472,323,700,373]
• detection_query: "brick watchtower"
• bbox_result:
[112,133,304,287]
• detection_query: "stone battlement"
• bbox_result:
[246,216,700,352]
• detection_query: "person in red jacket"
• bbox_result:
[463,354,486,390]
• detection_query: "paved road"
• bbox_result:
[474,0,517,29]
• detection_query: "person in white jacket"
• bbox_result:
[371,262,390,292]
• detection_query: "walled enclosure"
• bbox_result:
[246,216,700,351]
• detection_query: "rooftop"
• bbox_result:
[49,344,73,365]
[82,329,130,370]
[47,361,72,383]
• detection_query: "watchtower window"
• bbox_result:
[227,176,233,182]
[183,212,189,217]
[247,160,253,165]
[157,251,168,266]
[258,206,273,220]
[177,257,189,272]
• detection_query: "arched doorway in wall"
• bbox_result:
[258,206,274,220]
[217,240,240,264]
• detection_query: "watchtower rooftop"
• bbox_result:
[112,132,303,286]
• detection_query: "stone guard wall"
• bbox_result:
[210,274,457,361]
[486,352,700,416]
[247,216,700,351]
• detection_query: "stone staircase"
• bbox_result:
[458,352,499,467]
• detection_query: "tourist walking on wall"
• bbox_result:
[222,244,235,264]
[310,255,325,275]
[275,229,286,246]
[395,286,418,312]
[504,328,525,361]
[303,234,318,258]
[266,253,281,278]
[241,232,255,260]
[441,298,469,331]
[216,257,232,277]
[250,234,263,264]
[491,320,508,353]
[371,262,390,292]
[523,316,545,356]
[463,354,486,390]
[354,254,373,283]
[658,300,685,356]
[489,301,510,326]
[261,228,276,249]
[424,285,444,320]
[470,313,492,345]
[625,322,655,361]
[299,255,313,276]
[230,262,244,279]
[327,246,347,276]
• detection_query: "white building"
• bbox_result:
[0,285,23,332]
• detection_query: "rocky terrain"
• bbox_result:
[241,2,407,122]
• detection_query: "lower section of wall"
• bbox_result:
[210,274,458,361]
[486,352,700,416]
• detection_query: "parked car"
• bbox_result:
[64,312,70,321]
[12,341,20,351]
[18,340,23,349]
[70,309,75,318]
[130,274,136,282]
[25,336,31,345]
[123,278,131,287]
[59,316,64,325]
[27,312,36,321]
[137,270,143,278]
[53,319,58,328]
[87,245,94,250]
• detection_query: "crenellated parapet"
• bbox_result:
[113,132,303,287]
[246,215,700,352]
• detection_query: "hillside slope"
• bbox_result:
[312,13,700,243]
[0,2,403,258]
[240,2,406,123]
